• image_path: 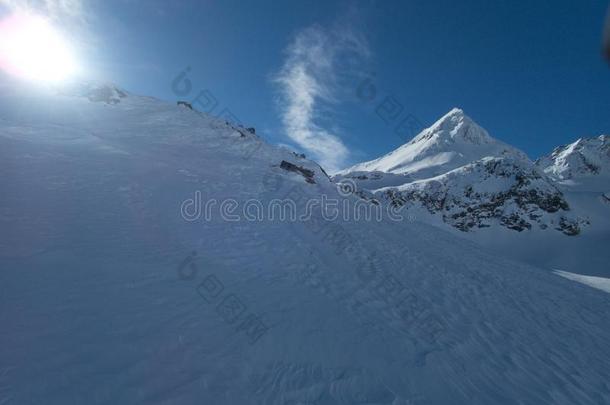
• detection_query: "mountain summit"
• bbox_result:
[334,109,610,274]
[537,135,610,184]
[410,107,492,145]
[335,109,591,237]
[338,108,528,179]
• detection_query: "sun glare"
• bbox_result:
[0,13,79,83]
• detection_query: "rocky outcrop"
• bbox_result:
[280,160,316,184]
[177,101,193,110]
[378,157,581,235]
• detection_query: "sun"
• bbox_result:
[0,13,79,83]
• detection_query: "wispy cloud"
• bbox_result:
[274,19,370,173]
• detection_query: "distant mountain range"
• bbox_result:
[334,108,610,274]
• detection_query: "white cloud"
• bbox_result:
[274,22,370,173]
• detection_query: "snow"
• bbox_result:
[336,108,610,276]
[554,270,610,294]
[537,135,610,182]
[337,108,528,179]
[2,79,610,404]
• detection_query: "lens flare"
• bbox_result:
[0,13,79,83]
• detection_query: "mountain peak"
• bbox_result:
[429,106,468,128]
[446,107,465,117]
[537,134,610,182]
[409,107,493,147]
[338,108,528,178]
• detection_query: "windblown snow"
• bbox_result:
[1,79,610,404]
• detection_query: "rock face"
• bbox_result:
[377,157,582,235]
[335,109,589,235]
[177,101,193,110]
[280,160,316,184]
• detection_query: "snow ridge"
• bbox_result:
[537,135,610,182]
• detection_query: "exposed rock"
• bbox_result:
[279,160,315,184]
[234,125,258,138]
[556,217,586,236]
[378,157,580,233]
[177,101,193,110]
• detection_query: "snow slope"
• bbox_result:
[2,78,610,404]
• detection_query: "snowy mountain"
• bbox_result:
[338,108,528,180]
[375,156,583,234]
[536,135,610,192]
[335,109,610,276]
[336,109,586,235]
[2,79,610,404]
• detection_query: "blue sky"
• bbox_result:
[4,0,610,171]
